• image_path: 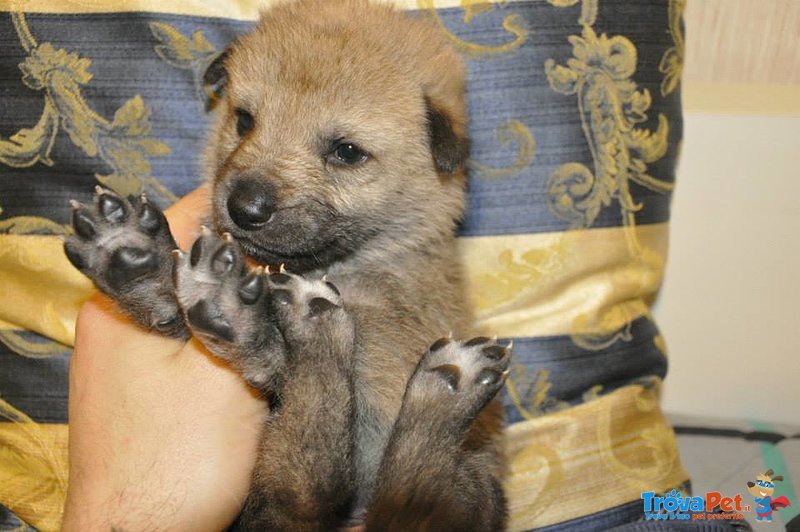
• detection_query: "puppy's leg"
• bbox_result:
[367,337,510,532]
[64,188,187,338]
[174,232,356,530]
[244,272,357,530]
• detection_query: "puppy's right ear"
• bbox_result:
[203,49,230,110]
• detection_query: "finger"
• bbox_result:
[164,185,211,250]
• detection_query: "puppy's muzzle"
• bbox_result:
[227,176,277,231]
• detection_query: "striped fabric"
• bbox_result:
[0,1,692,529]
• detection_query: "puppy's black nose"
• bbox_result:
[227,177,276,231]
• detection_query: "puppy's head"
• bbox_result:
[202,0,469,272]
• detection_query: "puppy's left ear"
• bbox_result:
[426,97,470,175]
[202,48,230,110]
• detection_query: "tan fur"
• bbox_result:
[202,1,506,527]
[64,1,506,527]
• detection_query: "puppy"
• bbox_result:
[65,1,510,529]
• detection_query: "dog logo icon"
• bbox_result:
[746,469,792,522]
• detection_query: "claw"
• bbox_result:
[200,225,212,237]
[69,199,82,209]
[140,192,149,204]
[506,340,514,351]
[171,249,185,259]
[222,232,234,243]
[321,274,328,282]
[279,263,286,273]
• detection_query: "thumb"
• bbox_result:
[164,185,211,250]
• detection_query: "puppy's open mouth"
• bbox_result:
[235,235,328,271]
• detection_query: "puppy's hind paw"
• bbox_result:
[406,336,512,425]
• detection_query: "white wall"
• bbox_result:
[657,111,800,425]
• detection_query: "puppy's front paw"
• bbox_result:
[64,187,184,336]
[405,336,512,427]
[173,229,352,389]
[173,229,287,388]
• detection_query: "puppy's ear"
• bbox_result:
[426,97,470,175]
[203,49,230,110]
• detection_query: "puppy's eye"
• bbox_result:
[235,108,254,136]
[330,142,368,166]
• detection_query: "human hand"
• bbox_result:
[61,186,267,531]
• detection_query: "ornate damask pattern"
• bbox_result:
[660,0,686,97]
[0,12,175,201]
[542,11,675,353]
[0,1,686,529]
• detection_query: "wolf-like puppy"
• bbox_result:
[65,1,509,529]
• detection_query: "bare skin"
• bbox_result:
[62,187,268,532]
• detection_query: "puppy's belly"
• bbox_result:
[349,360,417,520]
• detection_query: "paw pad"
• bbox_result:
[186,300,234,342]
[108,247,159,290]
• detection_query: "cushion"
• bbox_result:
[0,0,689,529]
